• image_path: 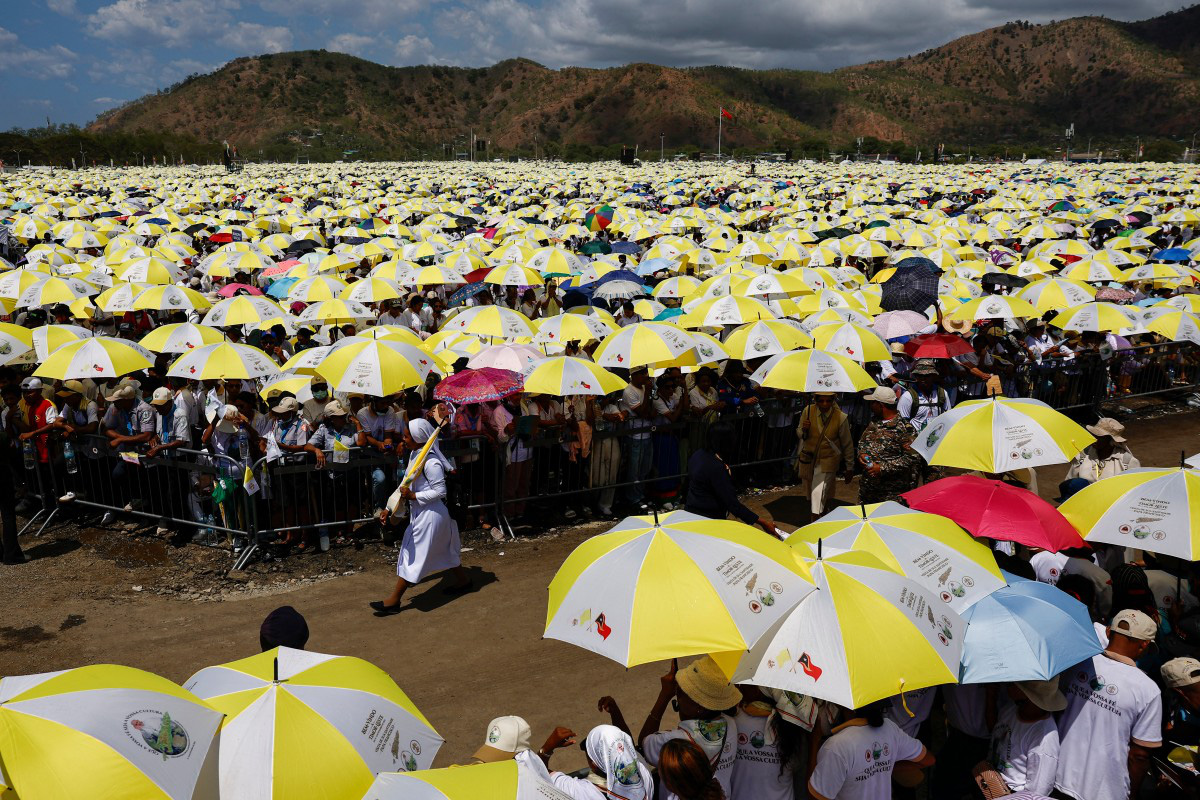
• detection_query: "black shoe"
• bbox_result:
[372,602,402,617]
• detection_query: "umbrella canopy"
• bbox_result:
[0,322,34,364]
[1049,302,1141,334]
[0,664,222,800]
[787,501,1005,612]
[440,306,535,340]
[34,335,154,380]
[1059,468,1200,559]
[721,320,813,360]
[749,349,876,392]
[523,356,627,396]
[902,476,1084,551]
[716,549,964,709]
[959,572,1102,683]
[585,204,614,231]
[872,310,932,340]
[810,322,890,363]
[880,256,939,312]
[592,322,695,370]
[202,295,284,327]
[546,510,815,667]
[903,332,973,359]
[945,295,1039,321]
[466,343,546,373]
[184,646,442,800]
[132,285,212,312]
[317,339,438,396]
[433,367,523,404]
[140,322,226,353]
[910,396,1094,472]
[532,312,613,345]
[167,342,280,381]
[365,759,571,800]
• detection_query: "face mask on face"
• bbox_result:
[312,388,329,401]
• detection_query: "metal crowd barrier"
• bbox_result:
[11,342,1198,566]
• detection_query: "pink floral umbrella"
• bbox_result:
[217,283,264,298]
[433,367,523,404]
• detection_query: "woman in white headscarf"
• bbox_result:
[543,725,654,800]
[370,417,470,616]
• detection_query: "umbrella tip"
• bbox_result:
[273,656,279,683]
[817,537,823,560]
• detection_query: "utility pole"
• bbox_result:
[1064,123,1074,162]
[660,132,665,162]
[11,150,22,168]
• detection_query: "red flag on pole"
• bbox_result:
[720,107,734,121]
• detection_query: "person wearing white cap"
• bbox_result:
[978,678,1064,796]
[855,385,920,504]
[15,376,59,513]
[1064,417,1139,483]
[1054,609,1162,800]
[100,383,156,521]
[1161,657,1200,760]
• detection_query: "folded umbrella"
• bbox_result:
[960,571,1102,682]
[902,475,1084,552]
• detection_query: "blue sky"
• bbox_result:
[1,0,1184,130]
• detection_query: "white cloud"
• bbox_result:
[89,0,239,47]
[92,96,121,104]
[327,32,377,58]
[393,34,435,64]
[0,27,78,78]
[218,21,293,53]
[46,0,78,14]
[256,0,427,26]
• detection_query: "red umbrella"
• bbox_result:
[902,475,1083,552]
[433,367,523,404]
[904,333,973,359]
[209,232,234,244]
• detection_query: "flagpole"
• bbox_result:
[718,108,723,158]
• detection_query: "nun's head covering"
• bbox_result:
[585,725,652,800]
[408,417,454,472]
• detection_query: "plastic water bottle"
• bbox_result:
[21,439,35,471]
[238,427,250,466]
[63,439,79,474]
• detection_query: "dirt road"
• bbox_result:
[2,409,1197,769]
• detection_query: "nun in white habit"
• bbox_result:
[370,418,470,616]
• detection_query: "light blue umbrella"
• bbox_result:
[265,278,298,299]
[636,257,676,277]
[960,571,1102,683]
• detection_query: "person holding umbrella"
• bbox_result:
[1064,418,1140,483]
[371,416,470,616]
[795,391,853,521]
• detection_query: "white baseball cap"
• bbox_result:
[472,716,532,763]
[149,387,173,406]
[863,385,898,405]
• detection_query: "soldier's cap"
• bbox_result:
[862,386,898,405]
[911,359,939,377]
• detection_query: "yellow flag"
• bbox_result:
[243,465,259,495]
[333,439,350,452]
[401,426,441,488]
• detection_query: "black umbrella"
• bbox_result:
[183,222,209,234]
[880,256,940,312]
[1091,219,1121,230]
[981,273,1029,290]
[287,239,320,253]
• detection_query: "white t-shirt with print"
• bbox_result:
[808,719,924,800]
[885,687,936,737]
[1054,652,1162,800]
[988,700,1059,795]
[731,703,792,800]
[642,715,737,800]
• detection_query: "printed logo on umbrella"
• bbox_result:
[124,710,190,759]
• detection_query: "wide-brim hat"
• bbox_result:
[676,656,743,712]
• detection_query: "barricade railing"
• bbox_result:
[10,343,1197,565]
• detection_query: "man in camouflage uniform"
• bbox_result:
[856,386,920,504]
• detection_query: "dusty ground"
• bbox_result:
[2,397,1199,769]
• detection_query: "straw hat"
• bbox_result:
[1014,677,1067,713]
[1085,417,1126,442]
[676,656,743,711]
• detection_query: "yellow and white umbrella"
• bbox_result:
[748,349,876,392]
[1064,259,1125,283]
[911,396,1094,472]
[439,305,535,340]
[1049,301,1141,333]
[651,275,701,299]
[1060,468,1200,560]
[1146,309,1200,345]
[95,282,151,313]
[946,295,1039,321]
[202,295,284,327]
[523,356,626,396]
[167,342,280,380]
[140,322,226,353]
[546,510,815,666]
[201,250,274,277]
[286,275,350,303]
[114,257,183,285]
[0,664,222,800]
[788,501,1005,612]
[366,759,571,800]
[483,264,543,286]
[295,299,375,325]
[682,295,775,328]
[353,325,426,347]
[721,320,813,360]
[1016,278,1096,313]
[532,313,613,346]
[340,277,404,304]
[810,322,891,363]
[15,275,93,308]
[184,646,442,800]
[317,339,439,396]
[34,335,154,380]
[716,549,964,709]
[30,323,91,360]
[592,322,695,369]
[0,323,34,365]
[133,285,212,312]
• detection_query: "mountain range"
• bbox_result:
[85,5,1200,160]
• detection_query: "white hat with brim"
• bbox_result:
[1086,417,1126,443]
